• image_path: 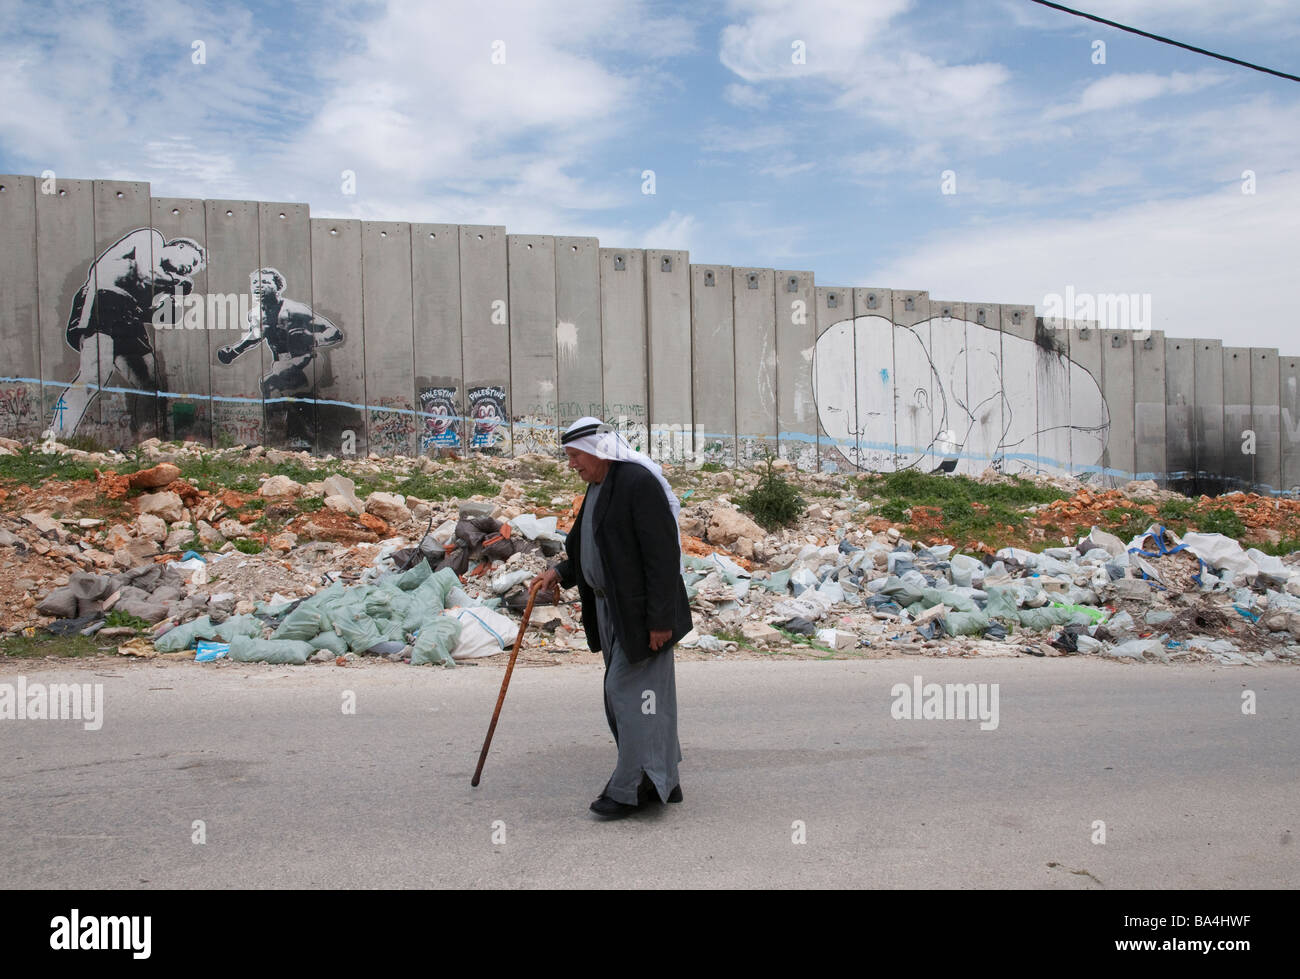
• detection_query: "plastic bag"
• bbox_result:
[228,634,313,665]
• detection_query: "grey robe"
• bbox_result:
[582,479,682,805]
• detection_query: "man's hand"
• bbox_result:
[216,345,238,365]
[649,629,673,651]
[531,567,560,594]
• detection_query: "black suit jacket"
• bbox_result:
[554,461,693,664]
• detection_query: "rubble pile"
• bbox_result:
[1,435,1297,668]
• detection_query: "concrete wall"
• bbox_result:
[1,172,1296,496]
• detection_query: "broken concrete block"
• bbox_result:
[137,491,184,522]
[321,474,364,514]
[259,474,304,498]
[707,506,765,547]
[137,513,168,542]
[365,491,411,525]
[127,462,181,489]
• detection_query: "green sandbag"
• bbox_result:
[228,634,313,665]
[760,569,792,593]
[410,615,462,667]
[393,560,432,590]
[308,631,349,655]
[921,588,976,613]
[1050,601,1108,624]
[1017,605,1077,631]
[154,615,219,652]
[272,602,329,641]
[332,609,384,653]
[943,609,990,636]
[984,587,1021,621]
[880,577,924,607]
[215,613,262,642]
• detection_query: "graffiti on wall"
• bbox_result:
[813,315,1111,474]
[468,385,507,450]
[419,386,461,451]
[50,228,206,437]
[216,267,344,451]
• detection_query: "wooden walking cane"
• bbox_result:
[471,577,543,787]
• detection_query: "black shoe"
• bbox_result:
[589,795,640,819]
[667,784,683,804]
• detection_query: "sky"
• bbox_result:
[1,0,1297,349]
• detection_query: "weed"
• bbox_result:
[233,539,264,555]
[699,462,725,473]
[0,446,97,486]
[737,453,806,529]
[297,496,325,513]
[1196,507,1246,539]
[104,610,150,632]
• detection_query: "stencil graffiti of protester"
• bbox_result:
[216,269,344,449]
[50,228,206,437]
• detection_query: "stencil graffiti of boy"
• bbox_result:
[50,229,206,437]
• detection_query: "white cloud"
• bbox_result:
[723,83,770,110]
[866,169,1300,351]
[1044,70,1227,119]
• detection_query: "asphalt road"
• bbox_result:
[2,656,1296,888]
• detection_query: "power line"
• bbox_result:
[1027,0,1300,83]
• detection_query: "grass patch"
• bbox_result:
[104,610,150,632]
[1252,537,1300,556]
[0,634,110,658]
[233,539,264,555]
[0,446,98,486]
[1195,507,1246,539]
[856,470,1068,547]
[296,496,325,513]
[1099,506,1152,541]
[394,471,501,501]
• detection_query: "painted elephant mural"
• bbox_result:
[813,315,1110,475]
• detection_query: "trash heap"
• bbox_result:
[2,435,1298,667]
[679,520,1300,665]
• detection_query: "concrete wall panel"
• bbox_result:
[930,300,968,474]
[964,306,1005,475]
[362,222,417,458]
[507,234,558,456]
[646,249,692,462]
[0,176,42,438]
[693,265,736,467]
[1133,331,1167,484]
[853,287,895,472]
[150,197,210,445]
[814,286,855,471]
[1100,330,1135,485]
[1281,355,1300,497]
[733,268,777,466]
[1250,347,1281,494]
[1193,340,1225,494]
[1222,346,1253,491]
[1163,336,1195,493]
[1067,324,1104,479]
[205,201,264,448]
[411,223,463,454]
[257,202,314,450]
[890,291,933,471]
[599,248,647,453]
[775,271,817,471]
[554,237,602,434]
[460,225,510,454]
[309,218,366,458]
[85,180,156,447]
[998,304,1037,475]
[1032,318,1072,476]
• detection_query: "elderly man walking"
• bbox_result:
[532,417,693,819]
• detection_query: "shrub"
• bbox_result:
[737,454,805,529]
